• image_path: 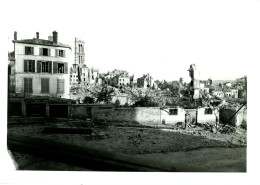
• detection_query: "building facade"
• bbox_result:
[137,73,154,88]
[11,31,72,98]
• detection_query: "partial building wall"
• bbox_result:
[219,106,247,127]
[197,108,218,125]
[92,107,186,126]
[161,108,185,125]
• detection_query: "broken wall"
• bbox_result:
[161,108,185,125]
[197,108,218,125]
[219,107,247,127]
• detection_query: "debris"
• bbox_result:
[218,125,236,134]
[212,126,217,134]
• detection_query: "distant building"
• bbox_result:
[137,73,154,88]
[212,85,224,98]
[118,74,131,87]
[10,31,72,98]
[188,64,200,99]
[70,38,100,86]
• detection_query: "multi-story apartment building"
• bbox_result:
[11,31,72,98]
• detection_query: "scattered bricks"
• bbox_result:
[212,126,217,134]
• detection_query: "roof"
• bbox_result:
[13,38,71,49]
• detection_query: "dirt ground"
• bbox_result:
[7,119,247,171]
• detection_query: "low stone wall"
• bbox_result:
[92,107,161,125]
[92,107,187,126]
[71,104,113,119]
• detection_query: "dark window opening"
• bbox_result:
[169,108,178,115]
[205,108,213,114]
[43,48,48,56]
[25,47,34,55]
[41,62,49,73]
[58,63,64,73]
[59,50,64,57]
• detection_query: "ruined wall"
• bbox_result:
[161,108,185,125]
[197,108,218,125]
[236,107,247,127]
[220,107,247,127]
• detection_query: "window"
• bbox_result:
[24,78,32,93]
[57,79,64,93]
[58,63,64,73]
[205,108,213,114]
[43,48,48,56]
[24,60,35,72]
[59,50,64,57]
[169,108,178,115]
[41,62,49,72]
[25,47,34,55]
[41,78,49,93]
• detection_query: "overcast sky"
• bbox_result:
[6,0,260,82]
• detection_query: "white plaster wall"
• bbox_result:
[197,108,218,125]
[15,73,70,98]
[161,108,185,124]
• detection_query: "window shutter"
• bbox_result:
[29,78,33,93]
[49,61,52,73]
[32,60,35,73]
[32,47,34,55]
[53,62,58,73]
[39,48,43,56]
[41,78,49,93]
[24,60,28,72]
[57,79,65,93]
[55,49,58,57]
[48,49,51,56]
[37,61,41,73]
[64,62,68,74]
[24,78,28,93]
[64,50,66,58]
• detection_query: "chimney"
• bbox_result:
[53,31,58,44]
[36,32,39,39]
[48,36,53,41]
[14,31,17,41]
[179,78,183,84]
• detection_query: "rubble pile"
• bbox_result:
[217,125,236,134]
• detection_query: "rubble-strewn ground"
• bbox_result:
[8,119,247,171]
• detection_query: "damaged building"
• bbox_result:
[70,38,101,86]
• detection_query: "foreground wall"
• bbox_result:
[219,107,247,127]
[197,108,219,125]
[92,107,161,125]
[92,107,186,126]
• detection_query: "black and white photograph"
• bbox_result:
[1,0,259,184]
